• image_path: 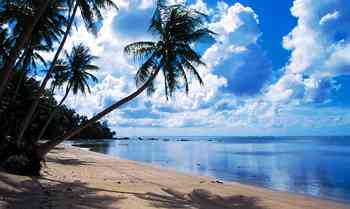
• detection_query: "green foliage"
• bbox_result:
[1,154,42,176]
[64,43,99,94]
[0,0,211,176]
[0,71,115,175]
[124,4,214,98]
[74,0,118,35]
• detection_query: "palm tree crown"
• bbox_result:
[64,43,99,94]
[72,0,118,34]
[1,0,67,73]
[36,43,98,141]
[124,3,214,98]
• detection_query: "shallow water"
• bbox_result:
[68,136,350,202]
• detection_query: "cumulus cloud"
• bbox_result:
[53,0,276,132]
[202,2,272,96]
[53,0,350,135]
[111,3,154,39]
[268,0,350,105]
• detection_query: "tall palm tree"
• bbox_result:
[11,43,49,103]
[49,59,69,94]
[37,3,214,158]
[0,0,66,104]
[2,0,66,108]
[0,0,54,99]
[37,43,98,140]
[17,0,118,142]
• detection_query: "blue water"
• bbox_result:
[68,136,350,202]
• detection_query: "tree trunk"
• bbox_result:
[10,71,26,104]
[17,2,79,142]
[36,67,161,158]
[0,0,53,100]
[37,85,72,141]
[11,48,33,103]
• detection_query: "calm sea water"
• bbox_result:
[68,136,350,202]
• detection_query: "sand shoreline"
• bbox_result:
[1,145,349,209]
[71,144,349,204]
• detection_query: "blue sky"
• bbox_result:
[208,0,297,69]
[57,0,350,136]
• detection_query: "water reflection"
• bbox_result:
[69,136,350,202]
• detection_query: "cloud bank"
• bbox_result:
[53,0,350,136]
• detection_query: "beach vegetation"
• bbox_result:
[0,0,212,175]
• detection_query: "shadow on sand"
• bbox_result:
[0,151,267,209]
[0,172,126,209]
[135,188,266,209]
[37,177,266,209]
[45,156,96,166]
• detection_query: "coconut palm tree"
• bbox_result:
[37,43,99,141]
[17,0,118,142]
[0,0,54,99]
[37,3,214,158]
[2,0,66,106]
[49,59,69,94]
[10,43,49,103]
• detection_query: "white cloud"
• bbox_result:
[53,0,350,136]
[267,0,350,105]
[54,1,274,132]
[319,11,339,25]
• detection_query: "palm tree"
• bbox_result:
[37,3,214,158]
[37,43,98,141]
[11,43,49,103]
[17,0,118,142]
[2,0,66,107]
[49,59,69,94]
[0,0,54,99]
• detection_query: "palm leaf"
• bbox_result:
[124,41,156,62]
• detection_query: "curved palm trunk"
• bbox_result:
[0,0,53,100]
[37,85,72,141]
[37,68,161,158]
[17,2,79,142]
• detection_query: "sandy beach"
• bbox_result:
[1,145,349,209]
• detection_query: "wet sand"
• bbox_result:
[1,145,349,209]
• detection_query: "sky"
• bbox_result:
[54,0,350,136]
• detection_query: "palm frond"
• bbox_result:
[78,0,118,35]
[124,41,156,62]
[125,2,210,99]
[135,55,157,87]
[177,63,189,94]
[180,57,203,85]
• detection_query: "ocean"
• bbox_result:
[68,136,350,202]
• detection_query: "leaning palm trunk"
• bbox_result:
[17,2,79,142]
[11,48,33,103]
[36,67,161,158]
[36,85,72,141]
[0,0,53,100]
